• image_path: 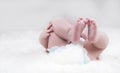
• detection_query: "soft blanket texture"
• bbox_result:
[0,29,120,73]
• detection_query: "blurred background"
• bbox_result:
[0,0,120,32]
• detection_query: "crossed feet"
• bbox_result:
[70,18,97,43]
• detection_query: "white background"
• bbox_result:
[0,0,120,32]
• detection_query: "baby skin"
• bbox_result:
[39,17,109,60]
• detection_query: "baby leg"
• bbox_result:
[40,21,69,49]
[89,19,109,49]
[84,19,109,60]
[50,17,86,43]
[50,17,72,42]
[48,32,69,48]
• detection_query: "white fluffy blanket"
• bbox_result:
[0,30,120,73]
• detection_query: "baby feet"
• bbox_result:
[70,18,97,43]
